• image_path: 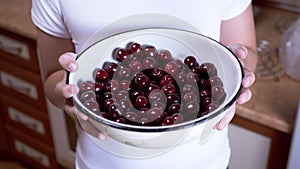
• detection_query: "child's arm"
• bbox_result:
[36,29,76,108]
[216,3,258,130]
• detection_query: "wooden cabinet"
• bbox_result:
[229,116,291,169]
[0,28,60,169]
[0,105,13,160]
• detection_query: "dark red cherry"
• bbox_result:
[102,62,118,77]
[162,116,175,126]
[84,100,100,113]
[183,84,196,93]
[175,71,186,84]
[79,81,94,94]
[201,97,211,108]
[80,90,97,103]
[94,69,110,82]
[142,57,156,68]
[166,93,180,104]
[142,45,157,57]
[129,59,143,72]
[115,117,127,124]
[115,90,129,100]
[210,76,223,87]
[118,67,132,79]
[172,113,184,123]
[106,79,119,92]
[133,73,150,89]
[199,62,217,78]
[211,85,226,102]
[124,111,138,123]
[113,48,130,62]
[119,99,133,111]
[150,68,165,81]
[94,82,106,94]
[148,90,167,103]
[103,92,114,100]
[168,103,181,115]
[151,101,166,110]
[157,49,173,62]
[183,92,198,103]
[199,89,211,99]
[130,90,145,101]
[184,56,198,68]
[103,98,116,111]
[108,103,123,117]
[126,42,142,54]
[162,83,177,95]
[146,107,164,122]
[139,117,150,125]
[134,96,149,110]
[164,60,179,76]
[147,84,160,95]
[185,72,199,84]
[184,102,199,115]
[120,80,131,90]
[159,74,175,87]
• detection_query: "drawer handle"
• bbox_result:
[7,78,31,95]
[14,113,38,131]
[15,140,50,167]
[20,146,45,163]
[0,40,22,56]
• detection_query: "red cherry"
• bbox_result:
[162,116,175,126]
[113,48,130,62]
[157,49,173,62]
[184,56,198,68]
[94,69,110,82]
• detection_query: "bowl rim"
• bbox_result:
[66,28,244,132]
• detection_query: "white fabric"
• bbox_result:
[32,0,251,53]
[75,124,231,169]
[31,0,251,168]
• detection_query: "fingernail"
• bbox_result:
[244,78,250,87]
[68,63,76,71]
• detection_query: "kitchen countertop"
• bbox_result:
[1,0,300,134]
[237,7,300,134]
[0,0,36,39]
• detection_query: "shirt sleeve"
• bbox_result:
[31,0,71,38]
[221,0,252,20]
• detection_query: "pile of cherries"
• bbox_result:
[78,42,226,126]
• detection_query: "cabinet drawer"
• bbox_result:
[0,94,53,146]
[5,125,59,169]
[0,28,40,73]
[0,59,46,111]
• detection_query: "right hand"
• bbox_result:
[57,52,108,140]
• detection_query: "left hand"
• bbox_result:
[214,44,256,130]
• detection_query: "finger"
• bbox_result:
[227,44,248,60]
[58,52,78,72]
[214,103,236,130]
[65,103,89,120]
[77,117,108,140]
[242,70,256,88]
[55,83,79,99]
[64,104,77,118]
[236,88,252,105]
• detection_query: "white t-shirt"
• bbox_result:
[32,1,251,169]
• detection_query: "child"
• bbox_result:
[31,0,257,168]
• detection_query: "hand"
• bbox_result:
[214,44,256,130]
[58,52,108,140]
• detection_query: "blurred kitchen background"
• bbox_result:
[0,0,300,169]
